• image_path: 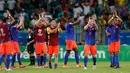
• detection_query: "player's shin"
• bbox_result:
[0,54,5,65]
[54,54,58,68]
[48,54,52,68]
[92,56,96,65]
[17,53,22,65]
[64,52,69,65]
[84,55,88,67]
[43,54,47,65]
[36,55,41,66]
[6,54,11,69]
[11,54,16,66]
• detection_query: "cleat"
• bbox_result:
[11,66,16,68]
[6,68,11,71]
[35,66,41,68]
[43,64,48,68]
[84,67,87,70]
[63,65,69,68]
[76,64,83,67]
[114,66,120,69]
[93,65,96,69]
[110,64,114,68]
[19,64,26,68]
[54,64,58,69]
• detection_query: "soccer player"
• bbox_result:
[63,17,82,68]
[106,25,113,67]
[26,28,35,66]
[9,14,26,68]
[47,19,62,69]
[108,11,122,68]
[34,15,48,68]
[83,17,98,70]
[0,18,12,71]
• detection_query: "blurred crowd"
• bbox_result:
[0,0,130,45]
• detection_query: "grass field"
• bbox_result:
[0,62,130,73]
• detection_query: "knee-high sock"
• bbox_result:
[84,56,88,67]
[37,55,41,66]
[11,55,16,66]
[110,55,113,65]
[114,54,119,66]
[93,57,96,65]
[30,56,35,64]
[0,54,5,65]
[6,54,11,69]
[64,53,69,65]
[43,54,47,65]
[75,53,79,64]
[40,56,43,65]
[17,53,22,65]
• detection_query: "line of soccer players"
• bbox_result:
[0,10,122,71]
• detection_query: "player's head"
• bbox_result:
[2,17,8,24]
[0,19,3,24]
[38,19,44,27]
[68,17,74,23]
[88,17,95,26]
[50,19,56,26]
[112,17,119,25]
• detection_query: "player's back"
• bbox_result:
[11,26,18,41]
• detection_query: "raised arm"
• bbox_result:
[7,10,15,24]
[34,14,41,27]
[17,16,24,28]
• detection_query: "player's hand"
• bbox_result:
[20,16,24,21]
[27,43,30,46]
[6,10,11,16]
[57,22,61,28]
[39,14,41,19]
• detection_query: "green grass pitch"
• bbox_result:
[0,62,130,73]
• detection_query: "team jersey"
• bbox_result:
[10,26,18,41]
[0,24,9,43]
[65,23,74,40]
[34,25,46,43]
[110,24,121,42]
[85,25,96,45]
[47,26,58,46]
[106,26,111,44]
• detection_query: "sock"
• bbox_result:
[114,54,119,66]
[93,57,96,65]
[43,54,47,65]
[6,54,11,69]
[49,62,52,68]
[116,55,120,67]
[32,56,35,65]
[37,55,41,66]
[17,53,22,65]
[64,53,69,65]
[11,55,16,66]
[84,56,88,67]
[113,55,115,66]
[30,56,32,64]
[0,54,5,65]
[40,56,43,65]
[75,53,79,64]
[110,55,113,65]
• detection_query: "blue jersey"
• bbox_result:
[85,26,96,45]
[110,24,121,42]
[106,26,111,44]
[11,26,18,41]
[7,24,12,41]
[66,23,74,40]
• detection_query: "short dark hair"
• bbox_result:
[2,17,8,23]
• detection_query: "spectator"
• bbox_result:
[45,11,53,20]
[30,15,38,26]
[127,11,130,29]
[73,3,83,18]
[81,2,90,15]
[20,8,28,19]
[14,10,20,19]
[7,0,16,10]
[108,0,116,12]
[0,0,5,12]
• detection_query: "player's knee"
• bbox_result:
[66,50,71,54]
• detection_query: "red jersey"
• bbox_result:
[48,26,58,46]
[34,25,46,43]
[0,24,9,43]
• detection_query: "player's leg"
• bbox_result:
[5,42,12,71]
[11,53,16,68]
[54,45,59,69]
[15,42,25,68]
[84,45,90,69]
[40,53,44,66]
[48,45,53,69]
[108,44,114,67]
[41,42,48,68]
[48,54,52,69]
[0,43,5,70]
[35,43,42,68]
[63,50,71,68]
[91,45,97,69]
